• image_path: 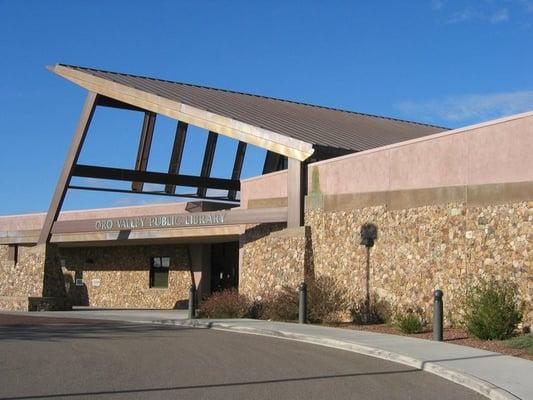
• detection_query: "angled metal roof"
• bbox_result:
[51,64,446,160]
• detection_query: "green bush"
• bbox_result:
[396,312,424,334]
[462,279,523,340]
[505,334,533,355]
[198,289,251,318]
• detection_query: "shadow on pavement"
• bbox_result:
[0,368,421,400]
[0,317,192,343]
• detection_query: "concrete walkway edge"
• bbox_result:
[156,319,521,400]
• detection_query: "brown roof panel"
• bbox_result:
[57,64,447,152]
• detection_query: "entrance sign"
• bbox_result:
[94,212,226,231]
[51,207,287,235]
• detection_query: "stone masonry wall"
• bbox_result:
[240,223,309,299]
[0,243,68,311]
[306,201,531,324]
[240,200,531,324]
[58,244,191,309]
[0,244,46,298]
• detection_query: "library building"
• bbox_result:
[0,64,531,323]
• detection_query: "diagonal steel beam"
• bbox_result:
[165,121,188,194]
[38,91,98,244]
[132,111,157,192]
[228,141,247,200]
[197,131,218,197]
[263,151,285,174]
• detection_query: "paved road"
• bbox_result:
[0,314,485,400]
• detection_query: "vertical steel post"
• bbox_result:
[433,289,444,341]
[299,282,307,324]
[188,285,196,319]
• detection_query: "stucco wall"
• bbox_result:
[240,112,533,204]
[58,244,192,309]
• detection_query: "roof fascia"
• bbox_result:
[51,64,315,161]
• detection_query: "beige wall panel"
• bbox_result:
[467,117,533,185]
[241,171,288,208]
[388,133,468,190]
[319,150,390,194]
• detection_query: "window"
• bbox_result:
[150,256,170,288]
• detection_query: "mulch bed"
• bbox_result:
[328,323,533,361]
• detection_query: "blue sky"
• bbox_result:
[0,0,532,215]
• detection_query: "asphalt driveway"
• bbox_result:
[0,314,485,400]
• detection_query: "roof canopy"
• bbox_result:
[51,64,445,161]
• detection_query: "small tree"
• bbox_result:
[462,278,523,340]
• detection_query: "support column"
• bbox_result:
[288,157,305,228]
[38,91,98,244]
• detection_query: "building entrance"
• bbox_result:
[210,242,239,293]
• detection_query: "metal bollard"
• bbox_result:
[188,285,196,319]
[298,282,307,324]
[433,289,444,341]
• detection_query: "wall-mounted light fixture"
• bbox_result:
[360,223,378,248]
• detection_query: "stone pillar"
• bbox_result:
[0,243,70,311]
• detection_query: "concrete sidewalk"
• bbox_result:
[6,310,532,400]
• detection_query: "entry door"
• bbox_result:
[210,242,238,292]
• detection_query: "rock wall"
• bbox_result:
[305,201,531,324]
[58,244,192,309]
[239,191,532,324]
[0,243,68,311]
[0,244,45,298]
[239,224,309,299]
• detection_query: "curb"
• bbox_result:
[151,318,520,400]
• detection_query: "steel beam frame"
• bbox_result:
[132,111,157,191]
[165,120,188,194]
[72,164,240,191]
[197,131,218,197]
[38,91,98,244]
[228,141,247,200]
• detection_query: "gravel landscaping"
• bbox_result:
[328,323,533,361]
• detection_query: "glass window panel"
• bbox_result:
[161,257,170,268]
[152,270,169,288]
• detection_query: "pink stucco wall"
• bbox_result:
[240,169,288,208]
[240,111,533,202]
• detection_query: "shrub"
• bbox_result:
[396,312,425,334]
[462,279,523,340]
[198,289,251,319]
[260,286,299,321]
[505,334,533,355]
[351,295,392,325]
[308,276,351,323]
